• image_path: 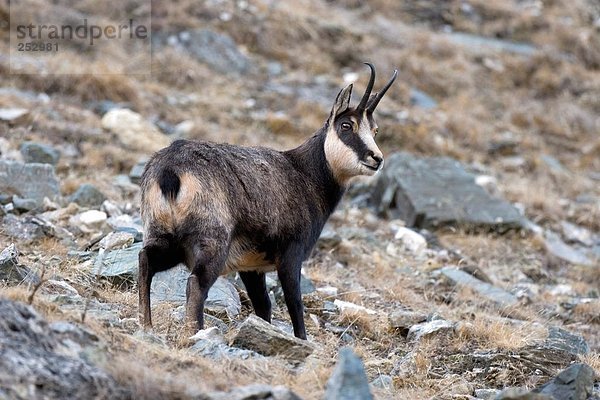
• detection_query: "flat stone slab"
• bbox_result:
[0,160,60,206]
[542,327,589,356]
[407,319,455,341]
[151,267,241,319]
[94,242,142,278]
[543,231,596,267]
[445,32,536,56]
[372,152,524,230]
[231,315,315,361]
[441,267,518,307]
[95,247,241,318]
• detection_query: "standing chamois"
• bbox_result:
[139,63,397,339]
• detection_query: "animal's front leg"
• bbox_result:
[239,271,272,323]
[277,250,307,339]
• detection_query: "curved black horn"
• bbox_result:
[356,62,376,112]
[368,69,398,112]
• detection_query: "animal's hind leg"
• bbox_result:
[184,236,229,333]
[239,271,271,322]
[138,248,152,328]
[138,237,182,329]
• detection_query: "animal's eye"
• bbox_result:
[341,122,352,131]
[374,128,379,137]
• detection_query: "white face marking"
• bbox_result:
[324,112,384,185]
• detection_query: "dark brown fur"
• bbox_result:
[138,65,396,339]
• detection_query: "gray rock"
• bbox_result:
[488,135,520,156]
[515,327,590,376]
[300,273,316,294]
[151,266,241,319]
[318,227,342,248]
[107,214,143,233]
[543,327,589,356]
[0,107,29,123]
[150,264,190,304]
[205,384,302,400]
[324,347,373,400]
[267,61,284,76]
[94,242,142,279]
[541,155,570,176]
[371,374,393,390]
[591,383,600,400]
[501,155,528,172]
[371,153,523,230]
[0,243,19,270]
[231,315,315,361]
[2,214,46,243]
[12,195,38,212]
[101,109,169,153]
[155,119,176,135]
[533,363,595,400]
[116,226,143,242]
[0,160,60,206]
[179,29,252,76]
[20,141,61,165]
[593,245,600,261]
[191,332,225,356]
[407,319,455,341]
[475,388,500,399]
[48,321,102,357]
[388,309,427,335]
[560,221,594,247]
[132,329,167,346]
[495,387,551,399]
[112,175,139,196]
[544,231,595,267]
[264,80,339,109]
[89,100,132,116]
[409,88,437,109]
[265,271,315,299]
[0,299,129,400]
[129,160,146,184]
[440,267,518,307]
[0,243,39,285]
[191,329,262,361]
[68,183,107,208]
[445,32,536,56]
[98,231,134,250]
[205,277,241,319]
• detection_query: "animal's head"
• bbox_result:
[324,63,397,184]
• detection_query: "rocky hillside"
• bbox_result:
[0,0,599,399]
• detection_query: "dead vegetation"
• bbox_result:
[0,0,599,398]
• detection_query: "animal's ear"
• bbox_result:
[327,84,353,126]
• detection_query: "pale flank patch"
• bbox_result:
[224,238,274,274]
[142,172,232,234]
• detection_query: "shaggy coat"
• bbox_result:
[139,64,397,339]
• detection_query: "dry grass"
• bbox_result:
[455,317,547,350]
[579,353,600,377]
[0,0,599,398]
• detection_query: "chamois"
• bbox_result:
[138,63,397,339]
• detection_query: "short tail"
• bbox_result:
[158,168,181,201]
